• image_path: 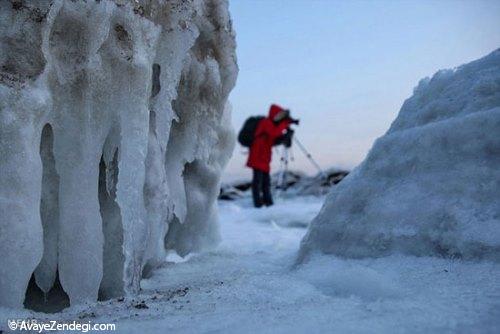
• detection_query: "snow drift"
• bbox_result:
[300,49,500,262]
[0,0,237,309]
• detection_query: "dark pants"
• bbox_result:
[252,169,273,208]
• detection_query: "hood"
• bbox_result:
[268,104,285,119]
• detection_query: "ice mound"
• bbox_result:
[300,49,500,263]
[0,0,237,308]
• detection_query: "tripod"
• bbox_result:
[277,146,290,192]
[293,137,327,179]
[276,136,326,193]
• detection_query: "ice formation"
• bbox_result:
[219,168,350,201]
[0,0,237,309]
[300,49,500,262]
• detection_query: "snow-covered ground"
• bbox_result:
[2,195,499,333]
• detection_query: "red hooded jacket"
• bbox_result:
[247,104,292,173]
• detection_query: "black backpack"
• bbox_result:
[237,116,264,147]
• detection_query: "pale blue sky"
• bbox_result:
[224,0,500,181]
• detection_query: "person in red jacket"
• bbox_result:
[247,104,297,208]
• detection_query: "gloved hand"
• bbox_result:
[290,118,300,125]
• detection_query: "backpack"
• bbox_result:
[237,116,264,147]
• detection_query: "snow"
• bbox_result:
[0,0,237,308]
[2,196,498,333]
[300,49,500,262]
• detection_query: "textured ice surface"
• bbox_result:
[2,196,498,333]
[300,49,500,262]
[0,0,237,308]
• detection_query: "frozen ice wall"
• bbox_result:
[0,0,237,309]
[300,49,500,263]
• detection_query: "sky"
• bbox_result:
[223,0,500,182]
